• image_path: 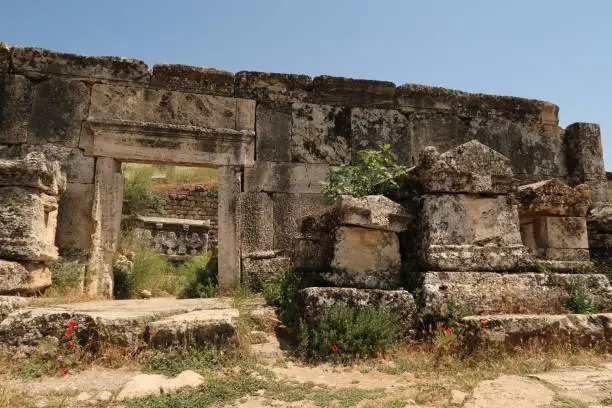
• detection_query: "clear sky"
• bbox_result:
[2,1,611,169]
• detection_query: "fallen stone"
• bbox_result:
[518,179,591,217]
[160,370,204,395]
[0,295,29,320]
[250,306,280,331]
[296,287,417,327]
[530,367,612,405]
[148,309,238,348]
[450,389,468,406]
[330,195,411,233]
[94,390,112,401]
[422,272,612,315]
[75,392,91,402]
[464,375,554,408]
[0,261,51,295]
[116,374,165,401]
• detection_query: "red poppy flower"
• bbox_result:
[331,344,339,352]
[67,340,75,346]
[64,330,73,337]
[68,321,78,328]
[480,320,488,326]
[60,367,69,375]
[441,327,453,334]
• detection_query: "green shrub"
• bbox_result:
[321,144,408,205]
[121,164,168,230]
[297,305,402,361]
[564,283,598,314]
[261,268,314,326]
[178,255,219,299]
[146,346,222,376]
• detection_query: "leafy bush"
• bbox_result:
[146,346,222,376]
[261,268,314,326]
[321,144,408,205]
[121,164,168,230]
[564,283,598,314]
[297,305,402,361]
[178,255,219,299]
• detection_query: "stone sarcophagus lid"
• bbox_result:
[135,216,210,260]
[295,195,412,289]
[517,179,591,270]
[404,140,532,271]
[0,152,66,261]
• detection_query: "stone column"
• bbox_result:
[218,166,242,290]
[87,157,123,297]
[565,122,607,204]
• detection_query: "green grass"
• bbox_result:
[145,347,223,376]
[554,396,589,408]
[123,163,218,187]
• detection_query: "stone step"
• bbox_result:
[0,298,238,348]
[462,313,612,349]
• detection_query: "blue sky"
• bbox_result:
[2,1,611,169]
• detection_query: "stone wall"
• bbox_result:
[0,41,606,295]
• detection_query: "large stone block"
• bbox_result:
[244,161,330,194]
[534,216,588,249]
[28,78,91,147]
[151,63,234,96]
[242,256,292,291]
[518,179,590,217]
[217,167,242,289]
[238,192,274,256]
[291,103,351,164]
[11,46,150,83]
[0,260,51,295]
[312,76,395,107]
[88,84,254,131]
[272,193,327,251]
[565,122,607,203]
[422,271,612,315]
[329,195,411,233]
[255,102,292,162]
[0,152,66,195]
[0,75,33,144]
[0,187,60,261]
[296,287,417,326]
[326,226,401,289]
[235,71,312,102]
[55,183,95,251]
[422,245,533,271]
[588,204,612,252]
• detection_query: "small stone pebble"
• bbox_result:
[76,392,91,401]
[95,390,113,401]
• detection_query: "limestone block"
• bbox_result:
[0,75,33,144]
[588,204,612,252]
[327,226,401,289]
[292,235,332,271]
[255,102,292,162]
[312,75,395,107]
[422,271,612,315]
[235,71,312,102]
[296,287,417,326]
[537,248,590,262]
[565,122,607,203]
[88,84,242,130]
[238,192,274,256]
[242,256,292,290]
[28,78,90,147]
[151,63,234,96]
[0,295,29,320]
[291,103,351,164]
[0,42,9,72]
[244,161,330,194]
[0,260,51,295]
[518,179,590,217]
[83,120,255,167]
[272,193,328,251]
[422,245,533,271]
[331,195,411,233]
[218,166,241,290]
[534,216,588,249]
[0,151,66,195]
[55,183,94,251]
[350,108,412,164]
[11,46,150,83]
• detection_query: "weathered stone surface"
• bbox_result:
[255,102,292,162]
[518,179,590,217]
[0,261,51,295]
[326,226,401,289]
[0,152,66,195]
[531,367,612,405]
[135,216,210,258]
[89,84,249,130]
[272,193,327,251]
[330,195,411,233]
[235,71,312,102]
[148,309,238,348]
[0,296,29,320]
[242,256,292,290]
[244,161,330,194]
[565,122,607,203]
[116,370,204,401]
[291,103,351,164]
[11,46,150,83]
[422,272,612,315]
[83,120,255,167]
[350,108,411,164]
[534,216,588,250]
[464,375,555,408]
[28,78,90,147]
[250,306,280,331]
[588,204,612,253]
[0,42,9,72]
[422,245,533,271]
[55,183,95,251]
[313,75,395,107]
[0,187,60,261]
[0,74,33,144]
[408,140,514,194]
[238,192,274,256]
[151,63,234,96]
[296,287,417,326]
[218,166,241,290]
[236,98,256,132]
[462,314,612,350]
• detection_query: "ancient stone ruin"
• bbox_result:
[2,41,612,348]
